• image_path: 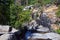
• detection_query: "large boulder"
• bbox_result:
[0,25,10,32]
[0,25,18,33]
[30,33,60,40]
[45,33,60,40]
[0,34,12,40]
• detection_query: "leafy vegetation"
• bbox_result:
[56,5,60,17]
[55,29,60,34]
[28,0,38,5]
[10,5,31,28]
[44,0,51,4]
[0,0,10,25]
[10,3,31,29]
[0,0,31,29]
[0,0,60,29]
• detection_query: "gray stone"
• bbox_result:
[30,33,60,40]
[31,33,48,39]
[36,25,49,33]
[45,33,60,40]
[0,25,18,34]
[40,12,51,28]
[0,25,10,32]
[11,28,18,33]
[0,34,12,40]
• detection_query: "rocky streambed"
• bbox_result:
[0,5,60,40]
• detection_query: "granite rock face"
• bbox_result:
[30,33,60,40]
[36,27,49,33]
[0,25,10,32]
[0,25,18,34]
[0,34,12,40]
[36,25,50,33]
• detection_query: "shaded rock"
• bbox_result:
[40,12,51,28]
[11,28,18,33]
[29,20,38,30]
[56,0,60,5]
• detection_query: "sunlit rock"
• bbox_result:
[29,33,60,40]
[11,28,18,33]
[51,24,60,30]
[36,27,49,33]
[0,34,12,40]
[0,25,18,34]
[0,25,10,32]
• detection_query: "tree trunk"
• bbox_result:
[26,0,28,5]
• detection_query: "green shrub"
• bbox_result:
[55,29,60,34]
[56,5,60,17]
[10,4,31,29]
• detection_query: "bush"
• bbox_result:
[55,29,60,34]
[10,4,31,29]
[56,5,60,17]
